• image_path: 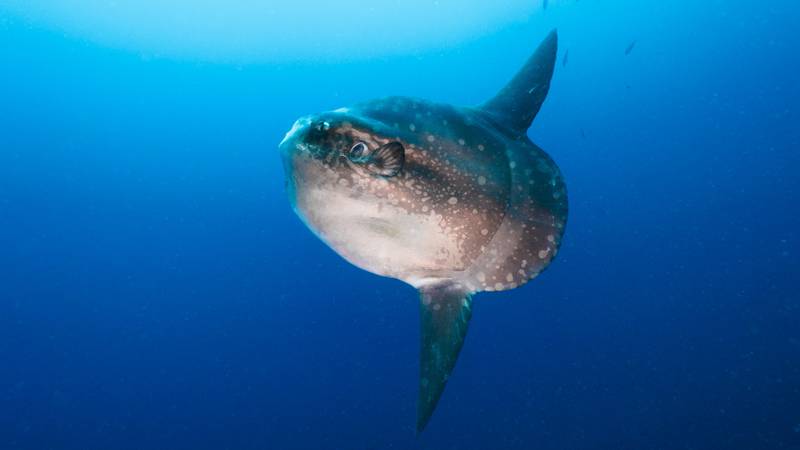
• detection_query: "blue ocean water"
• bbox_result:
[1,1,798,449]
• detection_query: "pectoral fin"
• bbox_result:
[417,283,473,432]
[366,141,405,177]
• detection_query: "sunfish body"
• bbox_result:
[279,30,567,431]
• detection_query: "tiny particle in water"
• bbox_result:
[448,197,458,205]
[409,123,416,131]
[478,176,486,185]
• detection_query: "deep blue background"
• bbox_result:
[2,1,799,449]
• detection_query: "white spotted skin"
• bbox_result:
[280,97,567,292]
[462,124,568,292]
[288,157,467,282]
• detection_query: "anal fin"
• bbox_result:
[417,283,473,433]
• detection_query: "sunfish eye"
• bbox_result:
[315,121,330,132]
[348,141,370,161]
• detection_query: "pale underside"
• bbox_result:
[297,184,466,285]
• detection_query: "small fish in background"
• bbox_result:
[624,40,637,56]
[562,49,569,67]
[542,0,548,11]
[580,128,586,139]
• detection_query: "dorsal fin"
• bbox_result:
[480,29,558,134]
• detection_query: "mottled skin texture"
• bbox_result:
[281,97,566,290]
[278,30,565,432]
